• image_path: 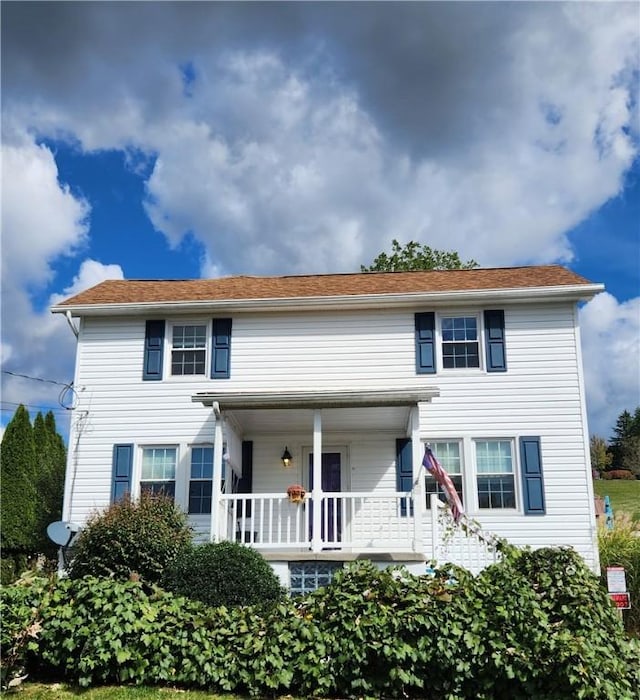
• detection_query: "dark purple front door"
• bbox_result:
[309,452,342,544]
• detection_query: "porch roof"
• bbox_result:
[191,387,439,410]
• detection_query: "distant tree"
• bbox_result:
[589,435,612,475]
[610,407,640,475]
[361,239,479,272]
[0,405,38,552]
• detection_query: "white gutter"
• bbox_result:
[191,387,440,410]
[51,283,605,317]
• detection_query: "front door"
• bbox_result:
[308,452,342,544]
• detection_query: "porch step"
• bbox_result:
[261,551,427,563]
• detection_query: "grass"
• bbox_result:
[8,684,239,700]
[593,479,640,521]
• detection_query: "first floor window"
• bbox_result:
[441,316,479,369]
[475,440,515,509]
[189,446,213,514]
[425,441,464,507]
[171,324,207,375]
[141,447,176,498]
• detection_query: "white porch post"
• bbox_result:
[311,409,323,553]
[210,402,225,542]
[410,405,424,552]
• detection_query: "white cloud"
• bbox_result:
[1,137,90,286]
[49,259,125,307]
[1,132,124,435]
[580,293,640,438]
[1,2,638,438]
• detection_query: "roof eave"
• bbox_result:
[192,387,440,410]
[51,283,605,316]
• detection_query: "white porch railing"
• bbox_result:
[215,492,502,573]
[219,491,417,551]
[429,494,501,574]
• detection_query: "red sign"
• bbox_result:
[609,592,631,609]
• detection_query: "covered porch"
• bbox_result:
[191,387,437,555]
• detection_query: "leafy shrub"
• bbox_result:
[603,469,636,480]
[0,573,50,689]
[5,550,639,697]
[67,493,192,584]
[164,541,284,607]
[599,514,640,634]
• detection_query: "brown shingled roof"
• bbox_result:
[54,265,596,308]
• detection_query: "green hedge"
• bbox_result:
[2,549,639,698]
[163,541,284,608]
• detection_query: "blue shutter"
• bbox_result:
[396,438,413,516]
[111,444,133,503]
[484,310,507,372]
[415,312,436,374]
[143,320,165,380]
[211,318,232,379]
[519,436,545,515]
[238,441,253,518]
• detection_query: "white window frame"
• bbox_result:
[188,444,214,515]
[138,445,179,500]
[424,440,465,509]
[166,320,210,379]
[437,312,483,372]
[472,438,518,511]
[424,436,522,515]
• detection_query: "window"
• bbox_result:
[171,324,207,375]
[425,441,464,507]
[441,316,479,369]
[140,447,176,498]
[475,440,516,509]
[289,562,342,596]
[189,446,213,514]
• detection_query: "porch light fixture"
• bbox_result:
[281,446,293,468]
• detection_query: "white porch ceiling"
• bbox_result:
[226,406,413,434]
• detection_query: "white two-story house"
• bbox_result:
[52,265,603,591]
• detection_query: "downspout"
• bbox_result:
[65,311,79,338]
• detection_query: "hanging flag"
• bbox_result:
[423,445,464,523]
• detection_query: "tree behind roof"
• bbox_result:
[361,239,478,272]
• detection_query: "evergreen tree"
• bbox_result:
[609,407,640,474]
[43,411,67,525]
[0,405,38,551]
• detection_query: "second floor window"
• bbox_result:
[171,324,207,375]
[441,316,479,369]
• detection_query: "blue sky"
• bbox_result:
[1,1,639,440]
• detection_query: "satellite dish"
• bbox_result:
[47,521,81,547]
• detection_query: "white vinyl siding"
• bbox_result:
[62,300,598,571]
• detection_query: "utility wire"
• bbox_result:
[2,370,70,387]
[1,401,69,414]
